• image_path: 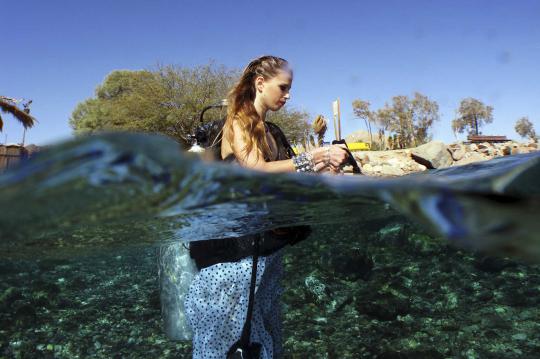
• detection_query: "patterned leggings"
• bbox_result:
[184,251,283,359]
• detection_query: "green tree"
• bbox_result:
[452,97,493,136]
[411,92,440,144]
[372,92,439,148]
[70,64,238,145]
[266,107,312,144]
[352,99,373,145]
[70,63,311,146]
[515,117,537,141]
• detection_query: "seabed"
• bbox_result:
[2,220,539,358]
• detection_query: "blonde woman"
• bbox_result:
[185,56,349,358]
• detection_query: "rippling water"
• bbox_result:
[1,133,539,358]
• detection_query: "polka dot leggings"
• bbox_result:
[185,250,283,359]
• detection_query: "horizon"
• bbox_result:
[1,0,539,146]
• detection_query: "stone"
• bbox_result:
[453,152,489,166]
[357,292,410,321]
[356,154,370,165]
[448,144,466,161]
[329,250,374,281]
[386,157,402,166]
[473,256,516,273]
[477,143,488,150]
[500,145,511,155]
[410,141,453,169]
[304,273,328,303]
[380,164,404,176]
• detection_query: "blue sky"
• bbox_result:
[1,0,539,145]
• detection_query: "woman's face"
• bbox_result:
[259,69,293,111]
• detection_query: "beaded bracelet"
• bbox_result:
[292,152,315,172]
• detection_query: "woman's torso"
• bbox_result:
[189,122,299,270]
[221,122,284,162]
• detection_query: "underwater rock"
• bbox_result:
[37,258,71,272]
[473,256,517,273]
[304,273,328,303]
[67,276,88,290]
[474,289,494,302]
[356,292,411,321]
[0,287,24,310]
[377,223,408,245]
[328,249,373,281]
[377,349,444,359]
[148,289,161,310]
[480,313,512,330]
[376,350,408,358]
[14,304,37,326]
[499,289,536,307]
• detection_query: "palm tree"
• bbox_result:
[0,96,36,131]
[312,115,327,147]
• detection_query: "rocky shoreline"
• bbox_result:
[353,140,538,177]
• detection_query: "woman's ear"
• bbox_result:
[255,76,265,93]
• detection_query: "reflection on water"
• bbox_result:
[0,133,539,357]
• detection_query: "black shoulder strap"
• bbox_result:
[227,237,262,359]
[265,122,296,159]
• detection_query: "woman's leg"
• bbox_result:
[185,255,273,358]
[252,251,284,358]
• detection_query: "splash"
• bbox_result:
[0,132,538,261]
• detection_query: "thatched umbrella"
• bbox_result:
[0,97,36,131]
[312,115,327,147]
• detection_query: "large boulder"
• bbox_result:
[410,141,453,169]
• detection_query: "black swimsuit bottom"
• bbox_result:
[189,122,311,270]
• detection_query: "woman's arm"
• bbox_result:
[229,121,347,173]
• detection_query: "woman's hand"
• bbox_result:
[310,145,349,174]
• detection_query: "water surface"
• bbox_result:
[1,133,539,358]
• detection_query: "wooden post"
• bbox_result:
[21,128,26,147]
[337,98,341,140]
[332,99,341,141]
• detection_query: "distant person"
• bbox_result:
[185,55,349,358]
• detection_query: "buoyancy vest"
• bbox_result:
[189,121,311,270]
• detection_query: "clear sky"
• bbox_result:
[1,0,539,145]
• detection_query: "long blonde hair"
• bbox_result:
[224,55,290,160]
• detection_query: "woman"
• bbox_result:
[185,55,349,358]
